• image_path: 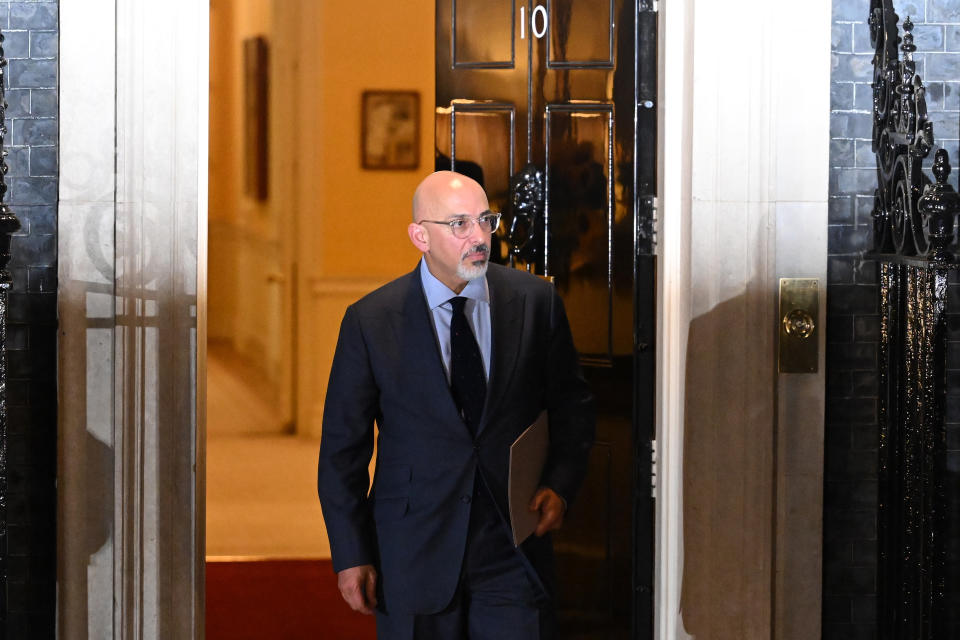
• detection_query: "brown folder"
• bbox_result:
[508,411,549,546]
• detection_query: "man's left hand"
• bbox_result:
[529,487,566,536]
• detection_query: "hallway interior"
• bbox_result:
[206,345,330,559]
[206,348,378,638]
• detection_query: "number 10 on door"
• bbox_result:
[520,5,548,39]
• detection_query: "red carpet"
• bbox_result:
[206,559,377,640]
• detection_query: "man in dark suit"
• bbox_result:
[317,171,594,639]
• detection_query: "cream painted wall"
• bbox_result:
[292,0,435,437]
[297,1,433,280]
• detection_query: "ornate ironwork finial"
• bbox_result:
[917,149,960,263]
[901,19,917,74]
[932,147,951,183]
[900,16,917,54]
[900,18,918,101]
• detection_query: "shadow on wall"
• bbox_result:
[59,275,116,636]
[680,289,777,638]
[59,242,198,636]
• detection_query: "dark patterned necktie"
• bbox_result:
[449,296,486,432]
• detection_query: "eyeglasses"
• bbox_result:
[417,211,501,239]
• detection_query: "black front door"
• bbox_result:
[436,2,657,637]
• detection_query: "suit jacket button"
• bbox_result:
[460,495,472,504]
[473,443,480,453]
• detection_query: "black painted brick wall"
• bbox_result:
[830,0,960,637]
[0,2,57,638]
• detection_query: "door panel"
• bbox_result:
[546,0,614,68]
[544,104,615,361]
[445,104,517,209]
[453,0,516,67]
[437,1,654,637]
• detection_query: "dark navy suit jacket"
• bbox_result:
[317,262,594,615]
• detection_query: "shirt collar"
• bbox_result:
[419,258,489,310]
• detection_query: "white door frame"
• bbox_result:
[656,1,830,638]
[58,1,208,637]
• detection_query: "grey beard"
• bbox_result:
[457,260,488,281]
[457,244,489,281]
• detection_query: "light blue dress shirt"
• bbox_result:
[418,258,491,382]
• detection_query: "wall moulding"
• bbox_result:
[298,276,390,440]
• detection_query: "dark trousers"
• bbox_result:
[375,476,553,640]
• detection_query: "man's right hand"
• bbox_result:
[336,564,378,614]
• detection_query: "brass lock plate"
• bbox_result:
[778,278,819,373]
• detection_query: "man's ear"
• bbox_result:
[408,222,429,252]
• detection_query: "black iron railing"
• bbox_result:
[868,1,959,636]
[0,27,21,625]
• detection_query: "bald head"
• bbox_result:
[412,171,488,222]
[407,171,493,292]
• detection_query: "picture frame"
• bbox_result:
[361,90,420,170]
[243,36,269,200]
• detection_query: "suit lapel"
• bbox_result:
[396,266,462,420]
[478,265,525,435]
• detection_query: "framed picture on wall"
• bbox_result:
[243,36,269,200]
[361,90,420,170]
